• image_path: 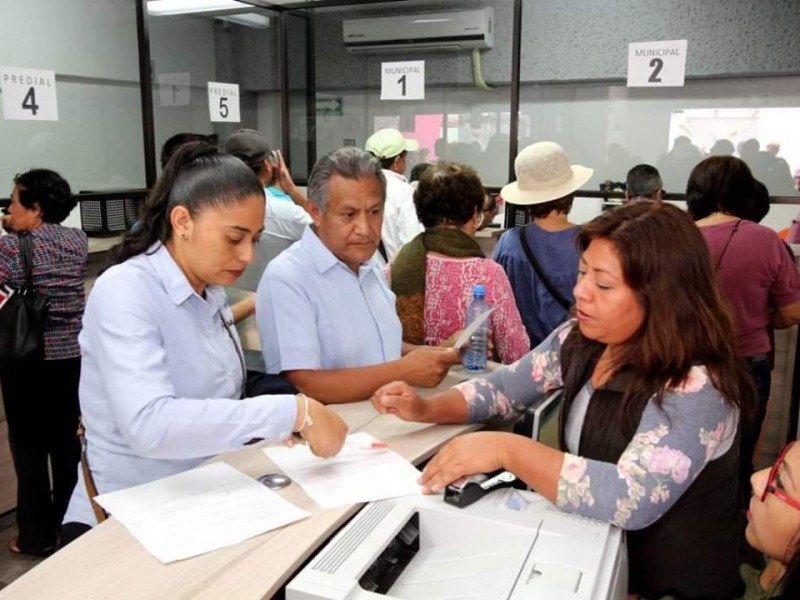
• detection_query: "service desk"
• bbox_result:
[0,369,482,600]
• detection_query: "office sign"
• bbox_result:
[207,81,240,123]
[158,72,191,107]
[381,61,424,100]
[627,40,687,87]
[0,66,59,121]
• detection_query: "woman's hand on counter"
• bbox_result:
[295,394,348,458]
[417,432,510,494]
[371,381,428,421]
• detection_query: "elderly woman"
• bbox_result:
[375,202,756,598]
[390,161,529,364]
[687,156,800,486]
[0,169,87,556]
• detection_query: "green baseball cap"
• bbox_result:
[365,128,419,160]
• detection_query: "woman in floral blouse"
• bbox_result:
[373,202,755,599]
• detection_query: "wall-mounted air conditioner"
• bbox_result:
[342,8,494,54]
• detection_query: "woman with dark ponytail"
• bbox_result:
[61,142,347,540]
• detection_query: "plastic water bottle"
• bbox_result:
[462,284,490,373]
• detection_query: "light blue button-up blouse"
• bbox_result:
[63,244,296,526]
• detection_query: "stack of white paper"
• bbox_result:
[94,462,309,563]
[264,432,422,509]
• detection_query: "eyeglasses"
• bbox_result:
[760,441,800,511]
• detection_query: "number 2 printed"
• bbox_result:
[648,58,664,83]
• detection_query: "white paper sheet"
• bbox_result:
[453,307,494,349]
[264,432,422,509]
[94,462,309,563]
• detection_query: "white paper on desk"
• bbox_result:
[453,307,494,349]
[94,462,309,563]
[264,432,422,509]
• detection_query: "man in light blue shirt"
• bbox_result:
[257,148,459,404]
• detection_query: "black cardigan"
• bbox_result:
[558,329,745,599]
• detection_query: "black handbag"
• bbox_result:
[0,231,50,360]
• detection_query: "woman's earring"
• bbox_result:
[180,233,188,241]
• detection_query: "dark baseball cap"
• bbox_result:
[224,129,272,164]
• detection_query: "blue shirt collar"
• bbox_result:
[147,243,227,310]
[299,225,377,278]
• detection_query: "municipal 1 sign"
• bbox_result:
[627,40,687,87]
[381,61,425,100]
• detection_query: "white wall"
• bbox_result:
[0,0,146,228]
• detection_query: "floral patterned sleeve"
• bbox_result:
[454,320,574,424]
[557,366,738,530]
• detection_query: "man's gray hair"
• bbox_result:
[626,164,663,199]
[307,147,386,212]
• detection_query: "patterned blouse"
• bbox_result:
[423,254,530,364]
[454,320,739,530]
[0,224,88,360]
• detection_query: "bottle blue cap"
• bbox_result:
[473,284,486,298]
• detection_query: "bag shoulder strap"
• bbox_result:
[517,225,571,311]
[18,232,35,291]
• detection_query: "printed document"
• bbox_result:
[94,462,309,563]
[264,432,422,509]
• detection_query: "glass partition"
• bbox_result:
[147,4,284,174]
[310,0,513,188]
[0,0,144,228]
[518,78,800,197]
[516,0,800,229]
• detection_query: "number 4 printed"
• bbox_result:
[22,87,39,115]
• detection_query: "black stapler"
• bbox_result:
[443,469,518,508]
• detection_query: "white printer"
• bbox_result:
[287,488,627,600]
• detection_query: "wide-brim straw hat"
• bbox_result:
[501,141,593,205]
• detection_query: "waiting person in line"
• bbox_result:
[477,193,499,231]
[159,132,217,169]
[223,129,312,305]
[408,161,432,191]
[390,161,529,364]
[745,179,771,224]
[374,202,756,599]
[256,148,460,405]
[61,143,347,542]
[493,141,589,349]
[624,163,664,203]
[687,156,800,489]
[365,128,423,264]
[742,441,800,599]
[0,169,87,556]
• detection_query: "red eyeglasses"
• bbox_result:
[761,441,800,511]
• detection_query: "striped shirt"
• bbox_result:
[0,224,88,359]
